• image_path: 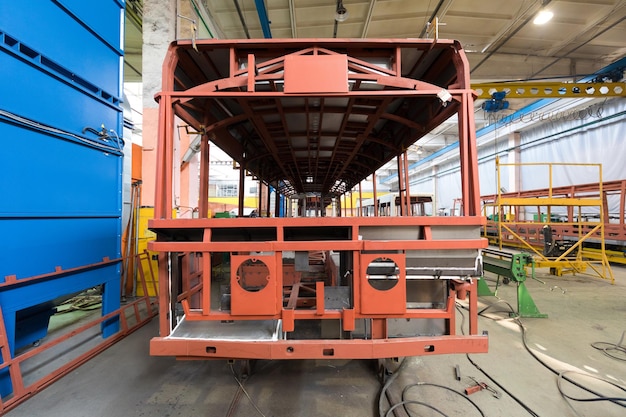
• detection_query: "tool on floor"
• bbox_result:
[455,365,461,381]
[465,376,501,398]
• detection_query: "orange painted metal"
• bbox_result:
[149,39,488,361]
[231,254,278,316]
[360,254,406,315]
[151,334,488,361]
[284,54,349,94]
[482,179,626,249]
[0,252,157,413]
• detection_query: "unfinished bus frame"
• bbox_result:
[149,39,488,361]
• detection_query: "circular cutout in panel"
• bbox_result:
[366,257,400,291]
[236,258,270,292]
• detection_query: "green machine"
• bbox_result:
[480,249,547,318]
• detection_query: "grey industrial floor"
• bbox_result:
[6,262,626,417]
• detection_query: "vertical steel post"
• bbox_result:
[198,134,210,218]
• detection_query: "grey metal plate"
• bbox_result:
[169,319,281,341]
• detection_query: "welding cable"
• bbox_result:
[455,303,543,417]
[464,352,541,417]
[378,359,451,417]
[461,300,626,412]
[378,357,410,417]
[591,330,626,362]
[557,370,626,405]
[228,362,267,417]
[386,400,449,417]
[399,383,486,417]
[477,299,517,316]
[516,318,626,410]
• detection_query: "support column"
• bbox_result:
[142,0,177,207]
[198,134,210,218]
[238,164,245,217]
[274,187,280,217]
[508,132,522,220]
[507,132,521,193]
[396,156,405,216]
[432,165,439,215]
[372,172,378,217]
[403,151,411,215]
[358,183,362,217]
[257,179,263,215]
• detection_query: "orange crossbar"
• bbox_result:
[0,252,158,413]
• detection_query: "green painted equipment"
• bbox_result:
[481,249,547,318]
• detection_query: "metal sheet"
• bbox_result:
[170,319,281,341]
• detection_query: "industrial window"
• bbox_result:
[217,184,238,197]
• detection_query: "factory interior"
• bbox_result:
[1,1,625,416]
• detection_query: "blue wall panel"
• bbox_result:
[1,218,121,280]
[0,124,121,217]
[0,0,125,397]
[0,0,123,94]
[0,37,120,135]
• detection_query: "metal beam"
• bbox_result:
[254,0,272,38]
[472,81,626,99]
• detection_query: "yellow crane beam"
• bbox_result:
[471,81,625,99]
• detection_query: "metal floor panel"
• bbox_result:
[169,318,281,341]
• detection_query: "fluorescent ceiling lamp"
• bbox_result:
[533,10,553,25]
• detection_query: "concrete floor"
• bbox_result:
[6,264,626,417]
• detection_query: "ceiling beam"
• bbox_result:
[254,0,272,38]
[289,0,297,38]
[361,0,377,38]
[472,0,550,74]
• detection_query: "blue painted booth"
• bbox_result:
[0,0,125,397]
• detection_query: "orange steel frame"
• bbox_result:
[0,252,157,413]
[149,39,488,361]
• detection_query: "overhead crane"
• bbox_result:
[472,80,626,100]
[470,75,624,277]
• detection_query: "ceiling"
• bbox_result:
[123,1,625,178]
[196,0,626,156]
[201,0,626,82]
[124,0,626,84]
[124,0,143,83]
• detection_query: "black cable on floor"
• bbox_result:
[465,352,541,417]
[401,383,486,417]
[516,318,626,409]
[557,370,626,404]
[377,357,486,417]
[378,357,410,417]
[456,303,542,417]
[591,330,626,362]
[387,400,449,417]
[228,362,267,417]
[477,299,516,316]
[459,300,626,415]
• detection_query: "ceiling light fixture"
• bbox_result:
[533,10,553,25]
[335,1,348,22]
